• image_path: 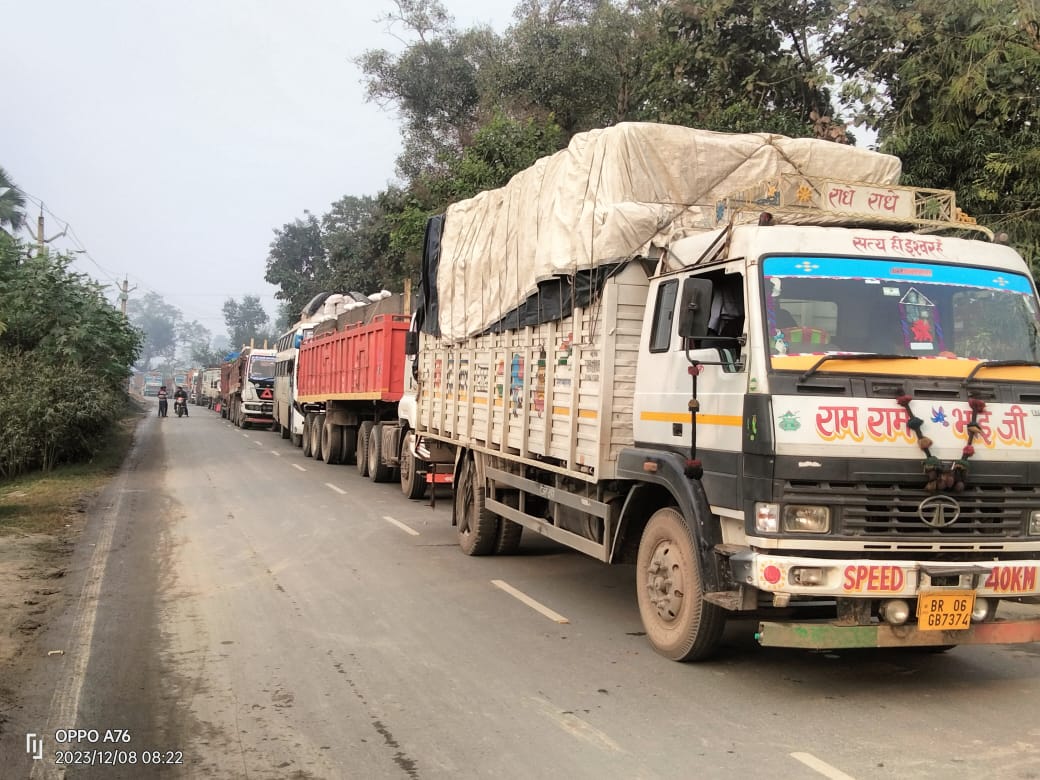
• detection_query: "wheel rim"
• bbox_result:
[644,540,686,623]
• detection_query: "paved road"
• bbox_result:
[5,410,1040,779]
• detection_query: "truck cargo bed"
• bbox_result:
[297,314,411,403]
[416,263,649,481]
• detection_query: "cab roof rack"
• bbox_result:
[715,175,993,240]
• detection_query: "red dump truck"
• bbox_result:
[295,305,409,467]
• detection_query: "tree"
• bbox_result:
[323,194,380,291]
[0,238,141,475]
[0,165,27,236]
[828,0,1040,268]
[223,295,272,349]
[126,291,182,368]
[357,0,499,178]
[638,0,844,138]
[491,0,655,134]
[264,213,329,319]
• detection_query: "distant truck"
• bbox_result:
[220,348,276,428]
[198,367,221,407]
[143,371,163,397]
[407,123,1040,660]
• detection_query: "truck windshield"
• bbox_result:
[762,256,1040,363]
[249,357,275,381]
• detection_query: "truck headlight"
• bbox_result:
[1029,511,1040,535]
[755,503,779,533]
[782,505,831,533]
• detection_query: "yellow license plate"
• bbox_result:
[917,591,975,631]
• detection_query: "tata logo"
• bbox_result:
[918,495,961,528]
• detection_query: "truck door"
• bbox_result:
[635,263,749,502]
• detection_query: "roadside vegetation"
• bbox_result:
[0,401,140,535]
[0,228,142,480]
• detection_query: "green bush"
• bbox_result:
[0,235,141,477]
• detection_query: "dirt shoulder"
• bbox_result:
[0,401,144,730]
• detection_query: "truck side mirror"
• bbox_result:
[677,277,713,339]
[405,330,419,356]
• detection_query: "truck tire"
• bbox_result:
[455,456,499,556]
[309,414,323,459]
[636,507,725,662]
[399,432,425,500]
[493,494,523,555]
[302,413,314,458]
[322,421,343,465]
[368,423,393,483]
[340,426,358,466]
[356,421,373,477]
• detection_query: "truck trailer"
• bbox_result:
[409,122,1040,660]
[294,294,433,492]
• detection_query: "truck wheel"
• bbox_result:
[494,493,523,555]
[455,456,499,556]
[322,422,343,465]
[399,432,425,500]
[310,415,323,459]
[302,413,314,457]
[340,426,358,465]
[368,423,393,482]
[636,507,725,662]
[356,421,373,477]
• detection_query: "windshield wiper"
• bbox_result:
[963,360,1040,385]
[799,353,917,383]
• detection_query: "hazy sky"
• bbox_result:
[4,0,518,339]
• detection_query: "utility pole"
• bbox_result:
[37,207,45,256]
[119,276,137,318]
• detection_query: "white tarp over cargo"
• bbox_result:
[435,122,902,341]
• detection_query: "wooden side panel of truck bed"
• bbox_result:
[416,264,649,481]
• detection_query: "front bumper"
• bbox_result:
[731,551,1040,598]
[757,618,1040,649]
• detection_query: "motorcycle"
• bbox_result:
[174,397,187,418]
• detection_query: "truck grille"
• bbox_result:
[783,482,1037,537]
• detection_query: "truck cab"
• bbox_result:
[633,180,1040,650]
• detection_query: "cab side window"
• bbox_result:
[649,280,679,353]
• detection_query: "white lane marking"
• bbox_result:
[242,433,250,438]
[791,753,857,780]
[382,515,420,536]
[253,440,264,447]
[491,579,570,624]
[292,464,307,472]
[325,483,347,495]
[530,696,624,754]
[270,451,281,457]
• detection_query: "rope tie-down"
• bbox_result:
[896,394,987,493]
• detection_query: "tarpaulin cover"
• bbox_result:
[426,122,902,341]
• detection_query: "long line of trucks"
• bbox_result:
[248,123,1040,662]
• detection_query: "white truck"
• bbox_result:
[409,123,1040,660]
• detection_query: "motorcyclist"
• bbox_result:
[157,386,169,418]
[174,386,189,417]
